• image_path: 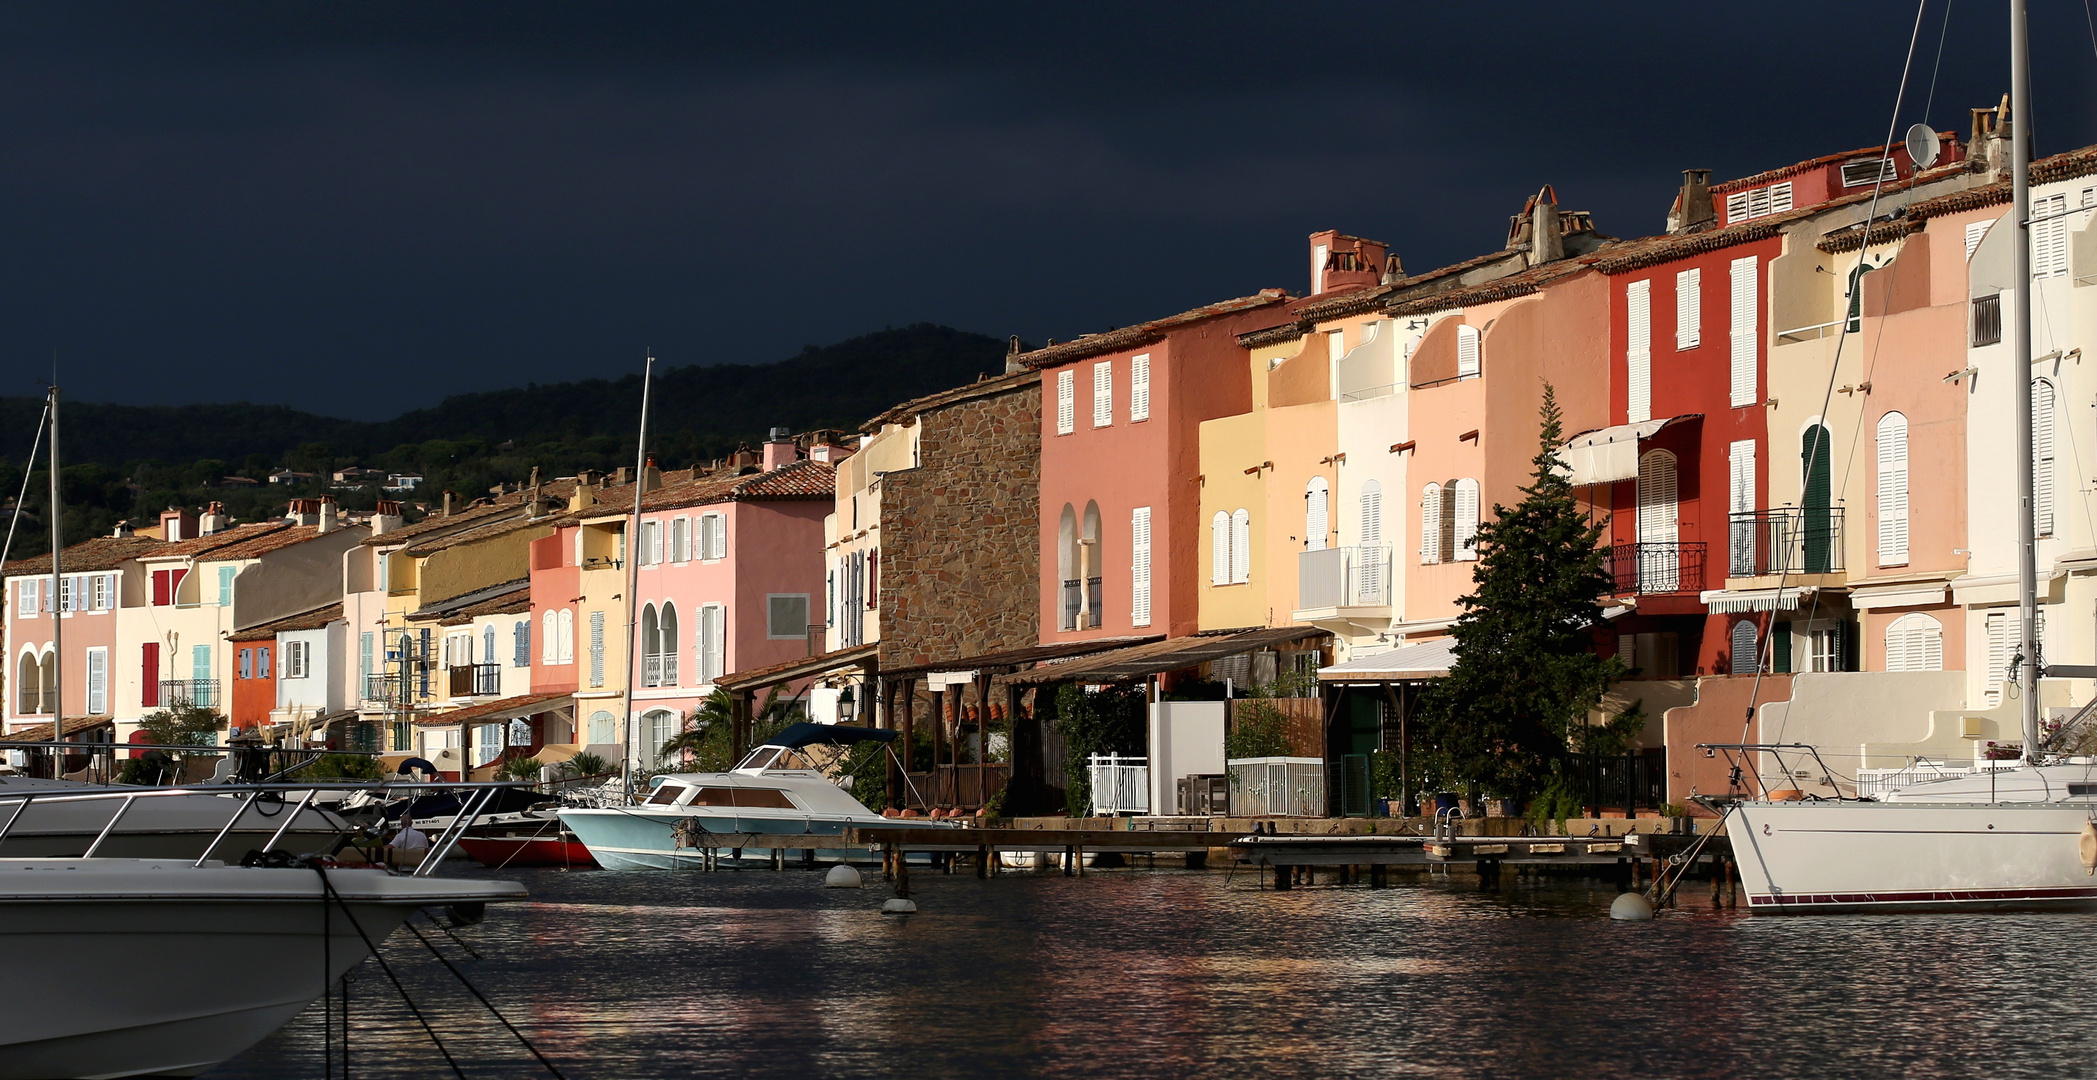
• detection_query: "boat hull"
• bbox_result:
[0,860,525,1079]
[1728,801,2097,913]
[457,835,598,868]
[558,808,876,870]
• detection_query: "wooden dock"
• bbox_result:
[1229,829,1730,890]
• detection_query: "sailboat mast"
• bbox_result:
[45,385,62,778]
[2011,0,2042,759]
[619,353,655,798]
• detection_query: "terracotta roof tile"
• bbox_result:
[863,367,1039,432]
[1817,144,2097,253]
[1013,290,1292,371]
[1709,134,1955,195]
[2,535,162,577]
[137,520,289,561]
[1240,249,1531,348]
[229,603,344,641]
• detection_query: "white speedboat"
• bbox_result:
[0,858,527,1079]
[559,723,955,870]
[0,776,348,861]
[1728,762,2097,913]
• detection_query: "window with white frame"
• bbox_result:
[85,647,107,715]
[1675,267,1700,350]
[1876,412,1910,565]
[1131,506,1152,627]
[1729,255,1759,407]
[287,639,311,679]
[670,517,690,563]
[1211,511,1231,586]
[1229,509,1250,584]
[16,579,35,619]
[1723,181,1794,223]
[1452,478,1480,561]
[1885,613,1944,672]
[1626,279,1652,423]
[698,604,726,683]
[1456,324,1480,380]
[638,520,662,566]
[698,513,726,560]
[1056,369,1075,435]
[1092,361,1113,427]
[1130,353,1150,422]
[1420,483,1444,564]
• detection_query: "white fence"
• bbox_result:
[1087,753,1150,815]
[1227,756,1326,817]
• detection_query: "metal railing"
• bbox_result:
[1853,761,1990,799]
[1061,579,1082,631]
[159,679,220,708]
[1605,541,1706,595]
[448,662,501,697]
[363,673,401,706]
[1226,756,1325,817]
[1086,577,1103,628]
[1086,753,1149,815]
[1730,508,1845,576]
[1297,545,1393,609]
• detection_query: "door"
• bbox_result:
[1636,450,1679,591]
[1801,425,1832,572]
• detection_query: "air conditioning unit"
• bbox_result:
[1178,774,1229,816]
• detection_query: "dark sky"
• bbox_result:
[1,1,2092,420]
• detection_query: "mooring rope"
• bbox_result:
[312,866,468,1080]
[404,919,569,1079]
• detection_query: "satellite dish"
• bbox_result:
[1905,123,1941,170]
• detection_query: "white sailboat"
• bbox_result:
[1722,0,2097,913]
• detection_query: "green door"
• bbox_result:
[1802,425,1832,573]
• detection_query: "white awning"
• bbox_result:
[1699,587,1817,614]
[1319,637,1458,681]
[1849,583,1950,610]
[1556,417,1686,486]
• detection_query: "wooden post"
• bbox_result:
[1273,863,1293,891]
[883,677,900,811]
[1063,844,1075,877]
[901,679,917,799]
[975,671,992,812]
[976,844,989,880]
[895,848,911,898]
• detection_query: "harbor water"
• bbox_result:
[217,864,2097,1078]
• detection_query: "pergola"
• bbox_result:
[1317,637,1456,816]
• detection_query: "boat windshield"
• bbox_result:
[733,746,825,772]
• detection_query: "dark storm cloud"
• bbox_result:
[0,1,2086,418]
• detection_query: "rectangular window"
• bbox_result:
[1973,294,2002,346]
[1132,506,1153,627]
[1675,267,1700,350]
[2034,192,2070,278]
[360,631,374,680]
[258,645,271,680]
[699,604,725,683]
[16,579,33,619]
[1840,157,1897,187]
[92,574,111,611]
[1056,369,1075,435]
[1456,324,1481,380]
[1965,219,1994,260]
[218,566,235,606]
[85,648,106,715]
[670,517,690,563]
[588,611,606,688]
[768,594,810,639]
[1626,279,1652,424]
[1729,440,1758,576]
[514,621,530,667]
[638,520,660,566]
[1093,361,1113,427]
[698,514,725,560]
[288,640,309,679]
[1724,181,1794,223]
[1130,353,1150,422]
[1729,255,1759,407]
[192,644,211,682]
[58,576,73,613]
[239,649,252,681]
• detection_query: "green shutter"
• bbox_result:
[1772,622,1792,673]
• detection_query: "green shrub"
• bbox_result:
[496,756,544,782]
[292,753,383,781]
[1224,701,1292,760]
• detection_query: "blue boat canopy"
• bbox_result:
[767,722,897,749]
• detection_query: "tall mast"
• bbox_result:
[619,353,655,797]
[45,385,62,777]
[2012,0,2042,759]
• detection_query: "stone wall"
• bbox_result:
[878,378,1042,669]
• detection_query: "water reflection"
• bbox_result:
[213,866,2097,1079]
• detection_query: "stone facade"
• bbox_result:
[877,374,1042,669]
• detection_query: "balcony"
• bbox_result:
[448,662,501,698]
[159,680,220,709]
[1605,542,1707,596]
[363,673,404,707]
[1060,579,1103,631]
[642,651,680,688]
[1729,509,1845,577]
[1297,545,1393,611]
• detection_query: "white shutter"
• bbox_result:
[699,606,721,683]
[1358,480,1383,601]
[558,609,574,664]
[1768,181,1793,213]
[1728,440,1756,576]
[1056,369,1075,435]
[1729,255,1759,407]
[1637,452,1680,590]
[1227,508,1247,584]
[1725,191,1749,224]
[86,649,106,715]
[1675,268,1700,351]
[1986,612,2010,706]
[1919,620,1944,671]
[1093,361,1113,427]
[1211,511,1230,586]
[588,611,606,687]
[541,610,557,663]
[1359,481,1383,544]
[1130,353,1150,422]
[1876,412,1910,565]
[2034,193,2069,278]
[1420,484,1443,564]
[2034,380,2057,537]
[1626,279,1652,423]
[1305,477,1328,551]
[1453,479,1480,561]
[1456,325,1481,379]
[1884,618,1910,673]
[1966,219,1993,260]
[1131,506,1152,627]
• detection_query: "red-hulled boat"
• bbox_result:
[456,814,599,869]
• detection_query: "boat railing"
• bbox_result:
[1694,743,1852,801]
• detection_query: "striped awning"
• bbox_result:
[1698,586,1817,614]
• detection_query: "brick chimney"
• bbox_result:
[1308,230,1389,296]
[1667,169,1716,234]
[640,456,663,493]
[762,428,799,470]
[160,507,198,542]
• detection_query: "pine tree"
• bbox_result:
[1418,384,1621,805]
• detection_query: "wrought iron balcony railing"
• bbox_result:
[448,662,501,698]
[159,679,220,709]
[1729,508,1845,576]
[1605,541,1707,596]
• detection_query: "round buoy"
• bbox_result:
[881,898,918,915]
[825,865,863,889]
[1610,893,1656,921]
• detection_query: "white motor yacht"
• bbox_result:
[560,723,956,870]
[0,776,347,861]
[0,858,527,1079]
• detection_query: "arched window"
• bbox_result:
[482,625,496,670]
[1060,503,1081,628]
[1211,511,1231,586]
[1885,613,1945,672]
[1637,450,1679,590]
[1876,412,1910,565]
[1420,483,1444,564]
[640,605,660,686]
[557,609,575,664]
[513,620,529,667]
[1305,477,1329,551]
[1081,501,1103,628]
[2034,379,2057,537]
[587,710,618,747]
[39,651,56,715]
[1452,478,1481,562]
[658,603,679,684]
[1730,619,1760,675]
[541,609,559,664]
[17,651,40,715]
[1230,509,1251,584]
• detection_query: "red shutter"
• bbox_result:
[151,571,168,607]
[142,644,159,706]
